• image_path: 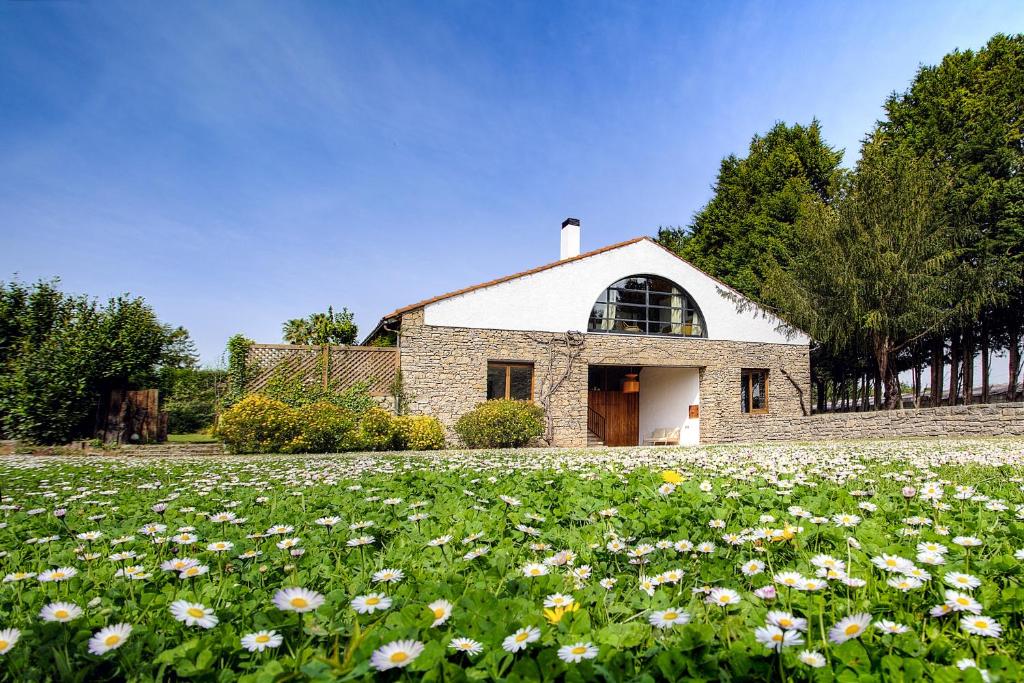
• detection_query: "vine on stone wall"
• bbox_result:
[527,331,586,444]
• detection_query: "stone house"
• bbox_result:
[364,219,811,447]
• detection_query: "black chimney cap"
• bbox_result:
[561,217,580,228]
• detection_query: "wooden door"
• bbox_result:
[591,389,638,446]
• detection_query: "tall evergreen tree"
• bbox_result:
[658,120,845,303]
[763,140,975,408]
[881,33,1024,400]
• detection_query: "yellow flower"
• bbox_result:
[543,603,579,624]
[661,470,684,484]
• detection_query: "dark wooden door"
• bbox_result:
[589,389,638,446]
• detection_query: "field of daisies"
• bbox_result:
[2,439,1024,681]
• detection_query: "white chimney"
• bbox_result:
[560,217,580,260]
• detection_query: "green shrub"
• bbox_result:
[454,399,545,448]
[355,406,399,451]
[395,415,445,451]
[215,394,298,454]
[285,401,358,453]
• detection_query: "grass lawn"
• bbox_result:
[166,432,218,443]
[1,438,1023,680]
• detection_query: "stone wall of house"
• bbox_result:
[397,309,812,446]
[713,403,1024,443]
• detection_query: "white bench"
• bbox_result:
[644,427,680,446]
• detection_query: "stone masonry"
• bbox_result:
[397,309,811,446]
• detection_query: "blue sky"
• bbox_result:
[2,1,1022,366]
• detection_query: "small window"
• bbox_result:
[741,369,768,414]
[487,362,534,400]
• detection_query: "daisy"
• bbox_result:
[557,642,598,663]
[370,640,425,671]
[351,593,392,614]
[178,565,209,579]
[0,628,20,655]
[944,572,981,590]
[522,563,549,577]
[315,516,341,527]
[953,536,982,547]
[5,571,37,583]
[502,626,541,653]
[766,611,807,632]
[161,558,198,572]
[543,594,574,609]
[829,613,871,644]
[373,568,405,584]
[206,541,234,552]
[875,620,910,634]
[88,623,132,655]
[960,615,1001,638]
[799,650,826,668]
[774,572,804,588]
[429,599,453,626]
[708,587,741,606]
[599,578,617,590]
[649,608,690,629]
[872,554,913,573]
[169,600,218,629]
[740,560,765,576]
[39,602,83,623]
[241,630,283,652]
[273,587,324,613]
[449,637,483,656]
[887,576,923,591]
[754,625,804,650]
[38,567,77,582]
[944,590,983,614]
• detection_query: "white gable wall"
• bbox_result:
[423,239,808,346]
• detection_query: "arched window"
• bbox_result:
[587,274,707,337]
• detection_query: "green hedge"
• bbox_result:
[454,399,545,448]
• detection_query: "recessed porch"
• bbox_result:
[586,365,701,447]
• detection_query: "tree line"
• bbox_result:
[659,34,1023,411]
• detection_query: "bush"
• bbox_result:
[454,399,545,448]
[395,415,446,451]
[285,401,358,454]
[355,406,399,451]
[215,395,298,454]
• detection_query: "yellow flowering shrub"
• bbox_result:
[283,401,358,454]
[395,415,446,451]
[215,394,299,454]
[454,399,545,448]
[354,407,399,451]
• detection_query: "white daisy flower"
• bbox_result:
[351,593,392,614]
[370,639,425,671]
[754,625,804,650]
[0,628,20,655]
[649,608,690,629]
[828,613,871,644]
[169,600,218,629]
[960,615,1001,638]
[272,587,324,613]
[241,630,282,652]
[429,599,453,626]
[88,623,133,655]
[39,602,83,623]
[799,650,826,668]
[557,641,598,663]
[449,637,483,655]
[502,626,541,653]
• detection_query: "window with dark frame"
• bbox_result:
[587,274,707,337]
[487,362,534,401]
[741,369,768,414]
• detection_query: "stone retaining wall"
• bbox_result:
[714,403,1024,443]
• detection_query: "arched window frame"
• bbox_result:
[587,274,707,338]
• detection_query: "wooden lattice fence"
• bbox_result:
[246,344,397,396]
